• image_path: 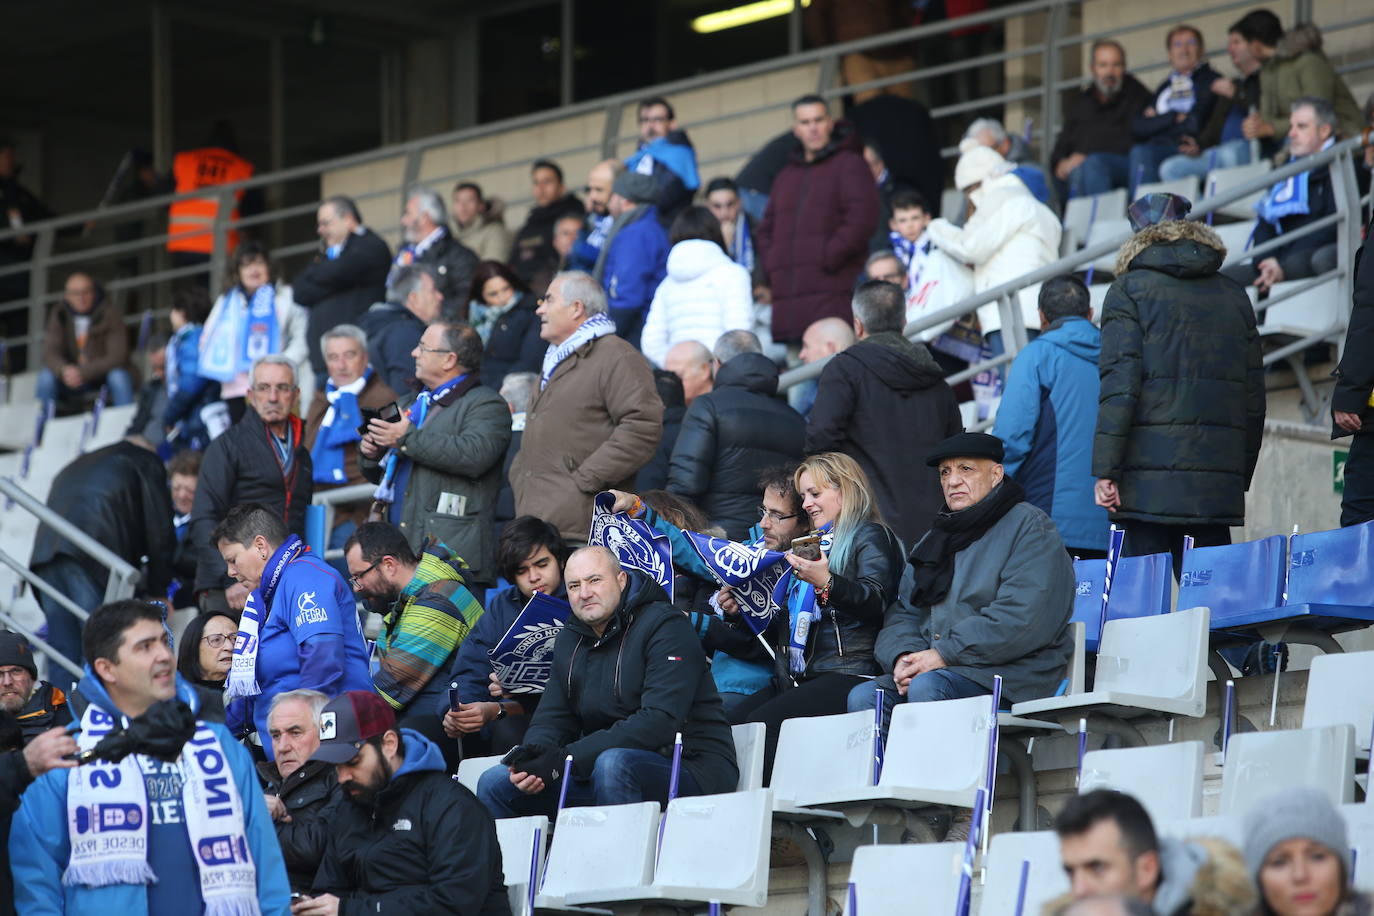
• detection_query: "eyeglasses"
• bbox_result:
[251,383,296,395]
[758,506,799,523]
[0,666,31,682]
[416,346,453,355]
[349,558,383,590]
[200,633,233,649]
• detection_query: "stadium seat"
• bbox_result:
[1087,283,1111,316]
[564,789,774,909]
[1079,741,1206,822]
[1212,219,1258,264]
[1303,651,1374,755]
[1203,159,1274,221]
[495,815,549,916]
[1134,176,1201,205]
[1179,536,1285,629]
[1071,551,1172,652]
[1343,803,1374,893]
[770,710,875,809]
[1063,189,1128,252]
[1011,606,1212,732]
[1084,217,1133,276]
[843,842,965,914]
[733,721,766,791]
[1156,815,1245,849]
[981,831,1070,915]
[535,801,661,908]
[457,754,504,796]
[1255,275,1343,341]
[1219,725,1356,815]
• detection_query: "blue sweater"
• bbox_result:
[602,207,669,317]
[10,673,291,916]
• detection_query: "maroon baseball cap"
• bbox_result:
[310,690,397,764]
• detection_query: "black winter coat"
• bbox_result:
[188,410,313,593]
[525,571,738,793]
[1131,64,1222,146]
[14,683,71,741]
[0,727,33,916]
[313,731,511,915]
[1250,162,1337,279]
[30,441,176,596]
[259,759,342,893]
[806,333,963,550]
[667,353,805,540]
[359,301,425,395]
[510,193,586,288]
[482,294,546,390]
[1093,219,1265,526]
[1050,75,1154,168]
[1333,211,1374,430]
[417,232,480,318]
[292,228,392,380]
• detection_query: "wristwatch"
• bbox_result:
[494,704,508,721]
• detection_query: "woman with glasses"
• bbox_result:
[732,452,904,782]
[464,260,544,390]
[176,612,238,722]
[200,240,309,422]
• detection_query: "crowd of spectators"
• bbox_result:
[2,5,1373,913]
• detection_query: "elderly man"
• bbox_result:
[0,632,71,740]
[292,195,392,379]
[298,691,510,915]
[189,356,312,614]
[260,689,342,894]
[850,432,1074,719]
[475,547,737,818]
[39,272,134,407]
[568,159,621,272]
[625,95,699,217]
[360,262,442,395]
[664,340,714,405]
[512,271,662,543]
[389,186,478,316]
[360,322,510,590]
[511,159,586,290]
[962,118,1052,204]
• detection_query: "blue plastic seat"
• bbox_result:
[1071,552,1172,652]
[1177,536,1285,643]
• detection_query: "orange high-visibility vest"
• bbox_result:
[166,147,254,254]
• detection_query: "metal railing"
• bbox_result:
[310,483,375,561]
[0,0,1369,381]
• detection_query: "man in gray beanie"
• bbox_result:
[592,169,669,347]
[1243,786,1370,916]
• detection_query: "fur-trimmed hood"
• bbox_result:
[1275,22,1325,61]
[1040,836,1256,916]
[1115,218,1226,277]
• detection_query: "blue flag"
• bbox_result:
[682,531,791,635]
[589,492,675,601]
[488,592,571,694]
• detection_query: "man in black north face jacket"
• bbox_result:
[475,547,738,819]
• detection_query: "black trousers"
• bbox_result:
[1119,519,1231,580]
[1341,432,1374,527]
[730,672,865,785]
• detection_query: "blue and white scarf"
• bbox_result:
[200,285,279,383]
[1256,137,1334,230]
[539,312,617,390]
[731,213,755,274]
[779,523,834,675]
[387,226,447,288]
[588,492,675,600]
[309,370,370,484]
[226,535,304,702]
[586,212,614,253]
[66,703,260,915]
[889,232,931,290]
[683,531,788,635]
[372,375,466,515]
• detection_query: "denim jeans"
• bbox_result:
[847,670,992,731]
[1159,139,1251,182]
[32,555,105,694]
[1064,153,1131,199]
[1128,142,1180,191]
[37,366,135,407]
[476,746,704,819]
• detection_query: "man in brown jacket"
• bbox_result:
[39,272,134,407]
[511,271,662,543]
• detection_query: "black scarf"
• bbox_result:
[908,478,1026,608]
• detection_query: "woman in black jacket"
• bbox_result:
[465,260,545,390]
[176,612,236,723]
[731,451,903,781]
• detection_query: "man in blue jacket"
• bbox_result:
[993,276,1110,557]
[593,171,669,348]
[624,96,700,218]
[9,599,290,915]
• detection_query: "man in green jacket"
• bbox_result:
[1234,12,1363,142]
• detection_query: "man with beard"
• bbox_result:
[569,159,623,272]
[0,632,71,741]
[1050,40,1153,198]
[297,690,510,916]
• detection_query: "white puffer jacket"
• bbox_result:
[924,173,1061,336]
[641,239,754,368]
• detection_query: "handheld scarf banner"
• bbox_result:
[488,591,571,694]
[589,492,674,600]
[682,531,789,635]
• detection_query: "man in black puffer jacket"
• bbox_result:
[668,334,805,539]
[1093,194,1265,573]
[475,547,737,819]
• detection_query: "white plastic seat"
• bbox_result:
[1343,803,1374,893]
[1063,189,1128,251]
[981,831,1070,915]
[0,402,39,450]
[1012,605,1211,721]
[1303,651,1374,754]
[535,801,660,908]
[1213,219,1258,265]
[1135,176,1200,204]
[1084,217,1133,275]
[1079,741,1205,823]
[732,721,766,791]
[843,842,965,914]
[940,187,965,223]
[1087,285,1111,319]
[1256,275,1342,340]
[565,789,774,909]
[770,711,874,808]
[1204,160,1274,220]
[495,815,549,916]
[456,754,504,796]
[1219,725,1356,815]
[1157,815,1244,849]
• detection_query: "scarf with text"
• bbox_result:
[200,285,278,383]
[226,535,304,701]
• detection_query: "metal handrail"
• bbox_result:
[0,592,84,679]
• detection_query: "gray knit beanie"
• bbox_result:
[1241,786,1350,881]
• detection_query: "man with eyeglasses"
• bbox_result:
[188,355,313,615]
[360,322,510,593]
[0,631,72,740]
[624,96,699,218]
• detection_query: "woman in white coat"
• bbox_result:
[641,206,754,368]
[923,145,1062,360]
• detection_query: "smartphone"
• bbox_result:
[290,892,307,903]
[356,402,403,437]
[790,535,822,561]
[501,745,538,769]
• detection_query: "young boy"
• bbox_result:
[887,190,933,291]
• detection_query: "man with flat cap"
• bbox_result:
[849,431,1075,721]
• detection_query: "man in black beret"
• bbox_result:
[849,431,1075,723]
